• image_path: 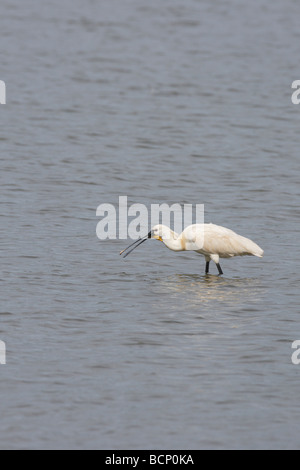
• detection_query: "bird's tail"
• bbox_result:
[239,236,264,258]
[249,241,264,258]
[253,246,264,258]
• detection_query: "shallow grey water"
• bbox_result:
[1,0,300,449]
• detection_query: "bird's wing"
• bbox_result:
[202,224,263,257]
[182,224,263,257]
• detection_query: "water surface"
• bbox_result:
[0,0,300,449]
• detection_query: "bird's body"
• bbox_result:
[120,223,264,275]
[160,223,264,257]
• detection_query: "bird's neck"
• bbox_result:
[162,229,184,252]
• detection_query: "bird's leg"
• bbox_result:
[205,261,210,274]
[216,263,223,275]
[210,254,223,276]
[205,256,210,275]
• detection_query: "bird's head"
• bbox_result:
[149,225,172,242]
[149,225,163,242]
[120,225,173,258]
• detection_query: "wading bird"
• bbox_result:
[120,223,264,275]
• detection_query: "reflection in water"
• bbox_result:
[155,274,265,306]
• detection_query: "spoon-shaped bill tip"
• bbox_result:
[120,237,148,258]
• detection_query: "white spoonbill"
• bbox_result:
[120,223,264,275]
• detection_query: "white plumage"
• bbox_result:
[120,223,264,275]
[150,223,264,275]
